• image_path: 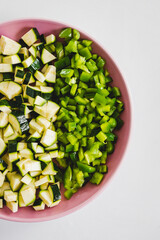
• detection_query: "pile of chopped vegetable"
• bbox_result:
[0,27,124,213]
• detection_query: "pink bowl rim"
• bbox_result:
[0,18,132,223]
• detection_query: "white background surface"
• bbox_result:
[0,0,160,239]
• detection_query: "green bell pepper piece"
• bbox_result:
[86,59,98,72]
[106,141,114,153]
[96,56,105,68]
[60,69,74,78]
[82,40,92,47]
[70,84,78,96]
[77,161,96,173]
[59,28,72,38]
[94,93,108,105]
[97,165,108,173]
[73,29,80,40]
[96,131,107,143]
[64,166,72,189]
[79,47,92,60]
[54,56,70,70]
[90,172,104,184]
[67,133,77,145]
[65,39,78,53]
[76,171,84,187]
[55,42,64,59]
[80,71,93,82]
[64,189,73,199]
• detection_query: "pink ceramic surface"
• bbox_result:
[0,19,131,222]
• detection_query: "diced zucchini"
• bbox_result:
[8,141,17,154]
[0,112,8,128]
[37,153,51,162]
[4,190,18,202]
[33,43,44,51]
[34,101,59,121]
[24,160,41,172]
[40,86,54,100]
[44,65,56,83]
[19,148,34,159]
[45,34,56,44]
[26,85,41,98]
[18,194,26,207]
[4,131,20,144]
[46,101,60,119]
[0,64,13,72]
[34,70,45,83]
[3,72,14,81]
[0,198,3,208]
[34,103,47,118]
[16,159,29,176]
[21,28,39,46]
[27,131,41,142]
[9,112,29,135]
[20,104,32,119]
[0,159,7,171]
[49,150,58,159]
[28,142,38,152]
[3,54,21,64]
[10,173,22,191]
[42,162,57,175]
[14,66,25,84]
[0,138,7,157]
[35,80,47,87]
[0,171,5,187]
[36,115,50,129]
[28,96,35,106]
[28,57,43,73]
[29,119,43,134]
[40,182,48,190]
[0,99,11,114]
[33,198,45,211]
[21,173,32,185]
[9,111,29,135]
[8,152,18,162]
[6,172,16,183]
[35,175,50,187]
[0,35,21,55]
[29,46,37,58]
[19,47,29,60]
[48,184,61,206]
[0,181,10,197]
[45,143,58,151]
[0,105,11,114]
[30,171,42,177]
[4,124,14,138]
[48,175,55,184]
[22,55,34,68]
[17,142,27,151]
[39,189,52,207]
[20,184,36,206]
[41,48,56,64]
[23,72,32,85]
[41,64,48,73]
[40,129,57,147]
[0,81,22,100]
[36,145,44,154]
[34,96,47,107]
[6,201,18,213]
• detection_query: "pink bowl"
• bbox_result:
[0,19,131,222]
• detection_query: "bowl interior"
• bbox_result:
[0,19,131,222]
